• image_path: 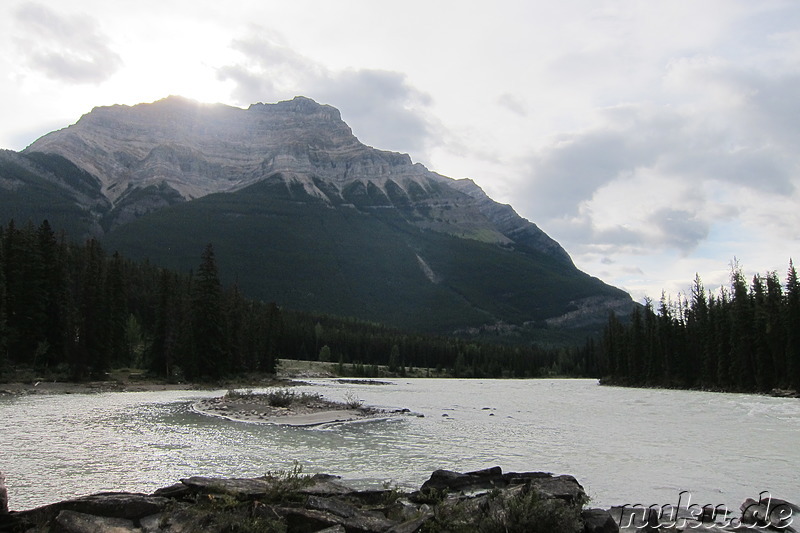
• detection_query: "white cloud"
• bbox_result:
[496,94,528,117]
[13,2,121,84]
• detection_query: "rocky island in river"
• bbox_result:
[192,388,420,427]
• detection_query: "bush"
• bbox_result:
[266,388,296,407]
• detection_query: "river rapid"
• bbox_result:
[1,378,797,512]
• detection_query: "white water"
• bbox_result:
[1,379,798,512]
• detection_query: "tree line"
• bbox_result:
[597,261,800,392]
[0,220,593,382]
[0,220,281,380]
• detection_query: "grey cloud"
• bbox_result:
[593,224,646,248]
[522,123,663,219]
[521,87,798,228]
[663,63,799,194]
[542,216,644,251]
[312,69,433,154]
[620,266,645,275]
[217,64,279,103]
[748,73,800,147]
[13,2,121,84]
[666,145,794,195]
[497,93,528,116]
[218,32,435,156]
[647,208,709,254]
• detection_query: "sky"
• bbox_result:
[1,0,798,304]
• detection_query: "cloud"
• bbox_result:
[218,30,435,156]
[522,112,667,219]
[13,2,121,84]
[647,208,710,254]
[518,55,800,258]
[497,93,528,116]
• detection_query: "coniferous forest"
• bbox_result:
[7,218,796,392]
[599,261,800,393]
[0,220,588,382]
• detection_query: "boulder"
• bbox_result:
[179,476,275,499]
[61,493,169,520]
[582,508,619,533]
[270,506,343,532]
[741,496,799,530]
[0,472,7,514]
[5,467,595,533]
[12,492,169,529]
[418,466,586,504]
[54,509,138,533]
[385,511,434,533]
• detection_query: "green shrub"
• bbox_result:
[266,388,296,407]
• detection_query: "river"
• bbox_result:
[1,378,797,512]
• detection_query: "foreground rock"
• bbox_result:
[2,467,605,533]
[3,468,794,532]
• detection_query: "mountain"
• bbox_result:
[3,96,633,334]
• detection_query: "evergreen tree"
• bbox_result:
[106,252,128,367]
[191,244,226,379]
[602,312,625,378]
[764,272,786,388]
[729,263,755,391]
[642,298,660,384]
[319,345,332,362]
[713,287,732,386]
[37,220,68,369]
[75,239,109,379]
[388,344,400,373]
[225,283,246,371]
[751,275,773,391]
[657,292,675,385]
[3,221,47,364]
[785,260,800,390]
[149,270,178,377]
[689,274,713,388]
[260,302,281,373]
[626,306,645,383]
